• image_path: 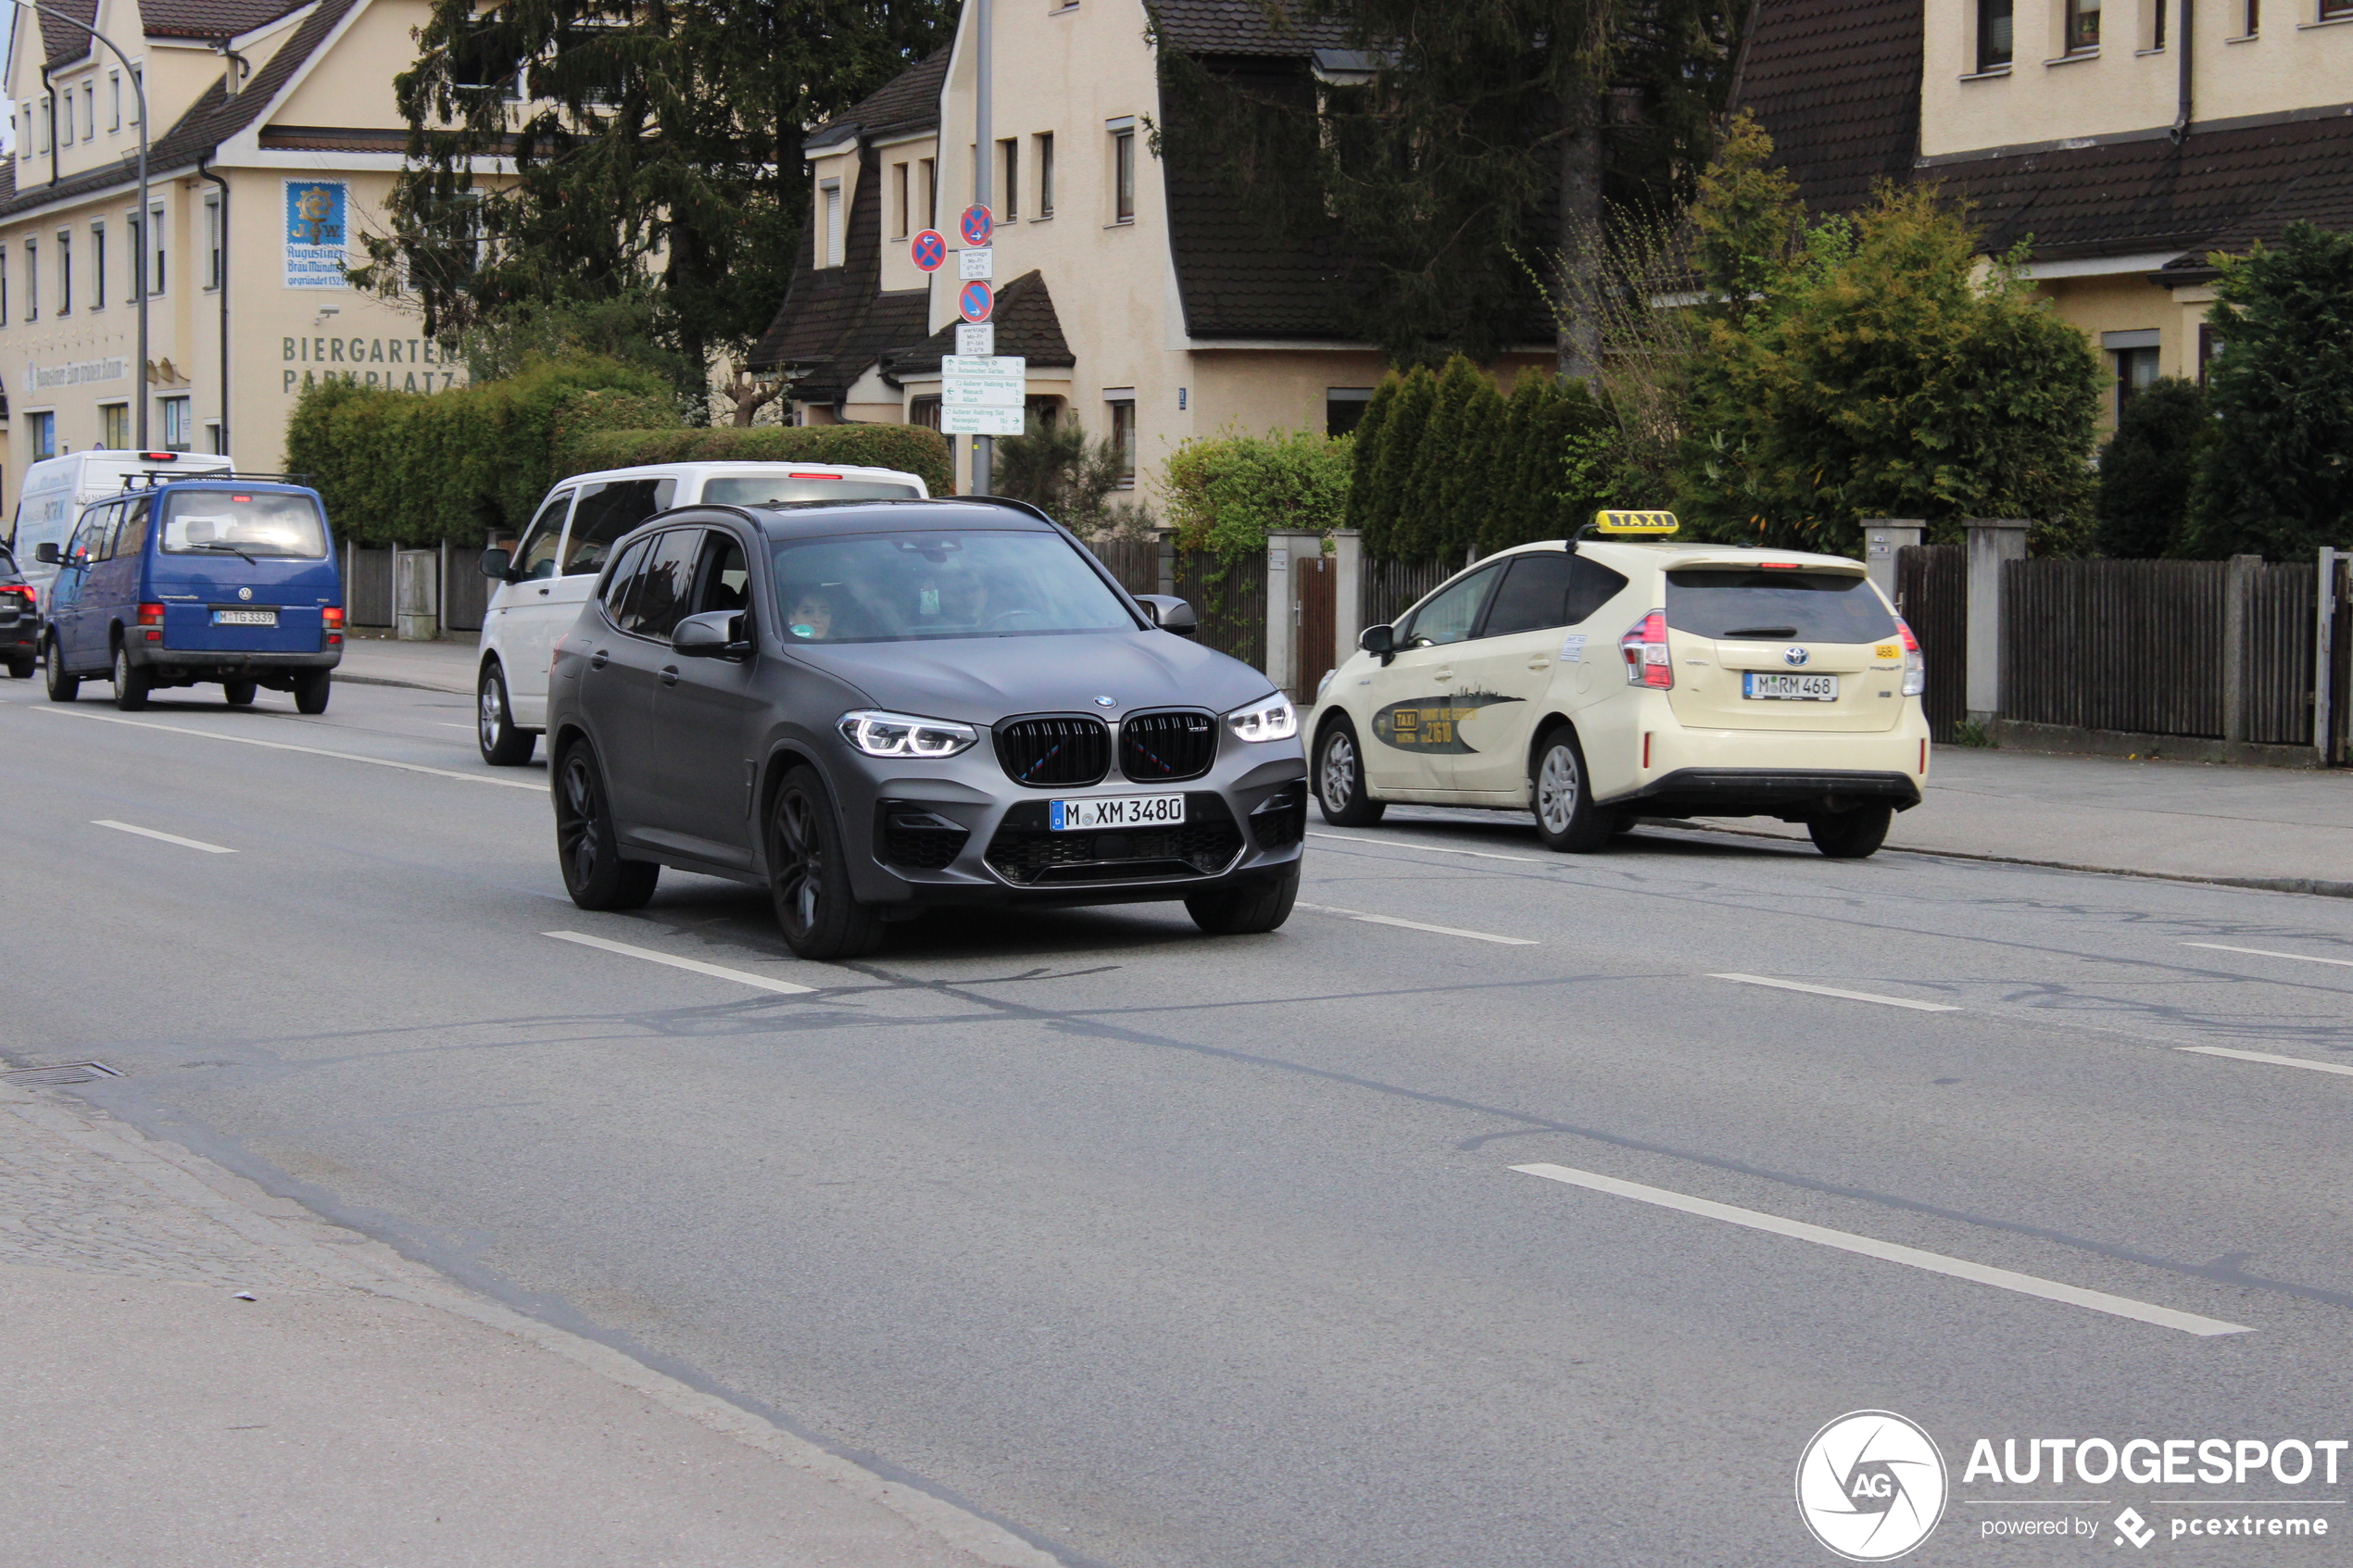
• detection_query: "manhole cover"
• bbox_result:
[3,1062,124,1085]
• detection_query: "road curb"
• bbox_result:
[330,671,472,696]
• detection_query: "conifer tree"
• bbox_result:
[1398,356,1485,559]
[1345,374,1401,548]
[1441,377,1509,562]
[1365,367,1438,559]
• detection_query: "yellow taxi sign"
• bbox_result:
[1592,508,1680,534]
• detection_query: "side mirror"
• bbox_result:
[1359,623,1395,664]
[673,609,750,659]
[1135,594,1199,637]
[34,543,60,565]
[478,546,513,582]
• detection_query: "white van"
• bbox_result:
[10,450,236,609]
[473,459,929,763]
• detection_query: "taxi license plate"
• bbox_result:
[1743,671,1837,701]
[1051,795,1187,831]
[211,608,278,627]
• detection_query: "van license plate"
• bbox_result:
[1744,672,1837,701]
[1051,795,1187,831]
[211,608,278,627]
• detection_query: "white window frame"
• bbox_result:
[203,196,221,290]
[819,179,843,268]
[1035,132,1055,219]
[90,221,105,310]
[108,70,120,132]
[1107,119,1137,225]
[160,395,192,453]
[82,81,93,140]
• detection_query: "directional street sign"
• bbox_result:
[956,322,995,357]
[942,406,1025,436]
[958,246,994,281]
[958,280,994,323]
[910,230,948,271]
[942,352,1026,435]
[960,204,993,247]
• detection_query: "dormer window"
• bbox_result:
[819,179,843,267]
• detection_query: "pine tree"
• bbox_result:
[1345,373,1401,548]
[1395,356,1484,559]
[1441,376,1509,562]
[1365,367,1438,559]
[2094,379,2208,558]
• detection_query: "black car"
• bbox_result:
[0,546,37,679]
[540,497,1309,959]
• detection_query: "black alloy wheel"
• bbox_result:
[112,644,152,712]
[1185,862,1301,935]
[222,680,258,707]
[554,741,660,910]
[767,765,886,960]
[1315,718,1386,827]
[44,638,78,702]
[1529,725,1616,853]
[1808,802,1894,859]
[477,661,536,765]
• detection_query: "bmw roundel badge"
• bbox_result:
[1094,695,1117,708]
[1782,646,1809,667]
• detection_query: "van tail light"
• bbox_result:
[321,606,345,630]
[1620,610,1673,689]
[137,603,166,626]
[1895,616,1926,696]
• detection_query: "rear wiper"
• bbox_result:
[192,541,261,565]
[1720,625,1797,638]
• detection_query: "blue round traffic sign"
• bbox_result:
[960,204,993,247]
[958,279,994,323]
[911,230,947,271]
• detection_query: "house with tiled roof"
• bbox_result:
[751,0,1553,495]
[0,0,481,514]
[1738,0,2353,428]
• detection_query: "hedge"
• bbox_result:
[1158,429,1352,559]
[555,424,953,499]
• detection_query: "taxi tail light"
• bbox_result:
[1620,610,1673,689]
[1894,615,1926,696]
[136,602,166,626]
[321,606,345,630]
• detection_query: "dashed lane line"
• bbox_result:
[1294,902,1539,947]
[2176,1046,2353,1080]
[93,820,235,854]
[2182,942,2353,970]
[543,931,817,995]
[30,703,544,791]
[1511,1161,2253,1338]
[1707,972,1961,1012]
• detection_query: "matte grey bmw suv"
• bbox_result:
[543,497,1307,959]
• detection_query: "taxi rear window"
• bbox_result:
[1665,569,1895,644]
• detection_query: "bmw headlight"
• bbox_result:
[1226,693,1298,743]
[837,709,979,758]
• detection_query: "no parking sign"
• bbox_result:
[958,280,994,323]
[910,230,947,271]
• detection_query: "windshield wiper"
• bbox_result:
[192,541,262,565]
[1720,625,1797,638]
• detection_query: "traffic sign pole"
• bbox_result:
[972,0,993,495]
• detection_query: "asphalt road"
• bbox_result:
[6,674,2351,1566]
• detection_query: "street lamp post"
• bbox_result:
[15,0,149,448]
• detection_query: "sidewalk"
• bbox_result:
[333,631,480,695]
[0,1078,1046,1568]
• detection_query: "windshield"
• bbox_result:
[159,492,328,558]
[773,530,1135,643]
[704,475,919,507]
[1665,569,1895,643]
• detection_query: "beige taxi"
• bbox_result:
[1306,513,1931,856]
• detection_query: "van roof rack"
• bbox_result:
[115,470,313,491]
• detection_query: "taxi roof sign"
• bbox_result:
[1593,509,1680,534]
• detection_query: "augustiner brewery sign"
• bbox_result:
[281,334,466,395]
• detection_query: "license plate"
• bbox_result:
[211,608,278,627]
[1743,671,1838,701]
[1050,795,1188,831]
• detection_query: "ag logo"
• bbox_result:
[1795,1411,1946,1562]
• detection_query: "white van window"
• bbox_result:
[159,492,327,559]
[563,478,673,575]
[700,475,918,507]
[513,490,572,580]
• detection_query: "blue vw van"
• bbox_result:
[38,477,344,712]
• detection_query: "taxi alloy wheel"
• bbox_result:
[1315,718,1385,826]
[1530,727,1614,853]
[555,741,659,910]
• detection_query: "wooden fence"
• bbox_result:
[1086,536,1162,597]
[1359,558,1453,634]
[1894,545,1966,742]
[1174,552,1267,670]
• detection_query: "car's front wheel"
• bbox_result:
[1808,802,1893,859]
[1185,862,1300,935]
[42,638,76,702]
[767,765,885,960]
[1314,718,1385,826]
[1529,725,1616,853]
[477,661,536,765]
[554,740,660,909]
[112,645,152,711]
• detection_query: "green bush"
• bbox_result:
[555,424,953,499]
[2183,222,2353,559]
[1159,428,1353,559]
[2094,378,2208,558]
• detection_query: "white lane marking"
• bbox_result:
[1708,972,1960,1012]
[31,705,543,792]
[544,931,816,995]
[2178,1045,2353,1080]
[1510,1162,2252,1337]
[1294,901,1538,947]
[93,819,235,854]
[1309,830,1544,866]
[2183,941,2353,970]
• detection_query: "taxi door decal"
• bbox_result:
[1370,691,1522,754]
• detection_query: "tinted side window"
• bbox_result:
[1480,553,1576,637]
[623,530,699,641]
[1564,557,1630,626]
[74,505,116,562]
[1665,570,1896,643]
[515,491,572,580]
[600,536,653,623]
[1399,564,1502,648]
[692,532,751,617]
[564,479,673,575]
